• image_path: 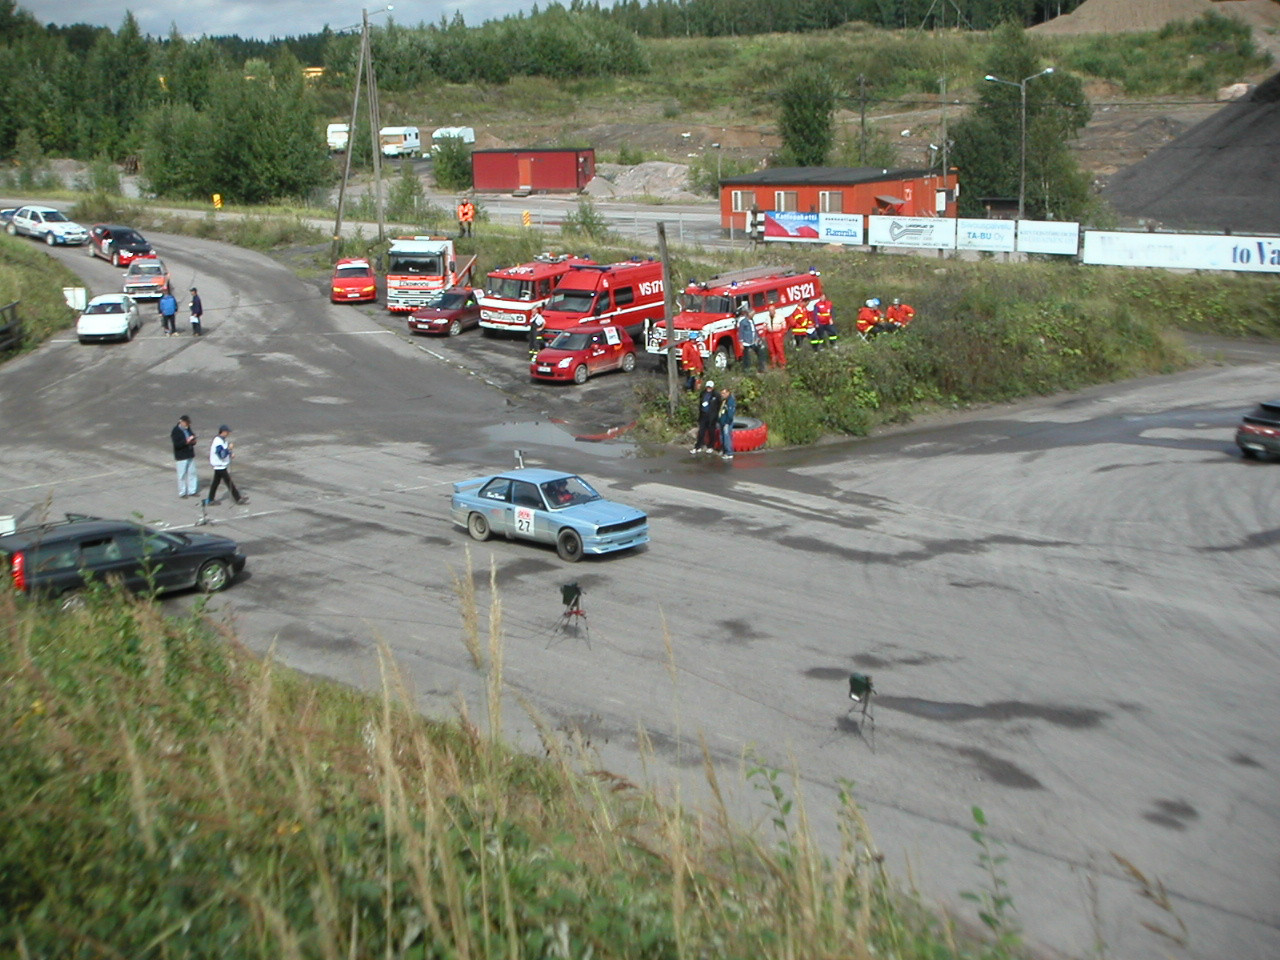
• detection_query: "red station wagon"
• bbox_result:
[531,326,638,384]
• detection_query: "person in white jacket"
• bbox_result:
[203,425,248,505]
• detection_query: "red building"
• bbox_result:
[471,148,595,194]
[718,166,959,232]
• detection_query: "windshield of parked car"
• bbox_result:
[547,332,591,351]
[335,265,372,278]
[435,291,469,309]
[539,476,600,509]
[680,292,732,315]
[43,210,69,223]
[546,288,596,314]
[83,301,125,314]
[388,253,444,275]
[486,277,533,300]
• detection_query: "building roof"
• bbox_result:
[471,147,595,156]
[720,166,942,187]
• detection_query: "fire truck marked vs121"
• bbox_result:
[477,253,596,333]
[645,265,824,371]
[385,236,478,313]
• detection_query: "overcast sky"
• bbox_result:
[20,1,538,41]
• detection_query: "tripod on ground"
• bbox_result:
[550,581,590,647]
[848,672,876,748]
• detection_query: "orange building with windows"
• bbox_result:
[718,166,959,232]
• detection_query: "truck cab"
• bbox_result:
[540,259,665,339]
[385,236,476,313]
[478,253,596,333]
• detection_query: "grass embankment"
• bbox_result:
[0,234,83,348]
[1,579,1000,959]
[636,248,1280,446]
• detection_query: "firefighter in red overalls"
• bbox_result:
[679,332,705,390]
[764,304,789,367]
[789,302,815,351]
[811,295,837,348]
[856,298,884,339]
[886,297,915,329]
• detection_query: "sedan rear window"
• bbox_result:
[84,302,125,314]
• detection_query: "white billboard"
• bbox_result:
[817,213,865,245]
[1017,220,1080,256]
[867,216,957,249]
[1082,231,1280,273]
[956,218,1015,252]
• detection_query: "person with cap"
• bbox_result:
[170,414,199,498]
[691,379,721,454]
[203,425,248,506]
[189,287,204,336]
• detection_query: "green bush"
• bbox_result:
[431,135,472,192]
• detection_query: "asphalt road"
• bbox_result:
[2,234,1277,960]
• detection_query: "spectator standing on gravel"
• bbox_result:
[764,305,789,368]
[158,290,178,336]
[692,380,721,454]
[189,287,204,336]
[736,305,765,372]
[203,425,248,506]
[170,414,198,498]
[717,387,737,461]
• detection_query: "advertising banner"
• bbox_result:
[1082,231,1280,273]
[956,218,1015,252]
[816,213,865,245]
[762,211,820,242]
[867,216,957,249]
[1018,220,1080,256]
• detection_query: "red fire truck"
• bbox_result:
[385,236,477,313]
[477,253,595,333]
[645,266,823,371]
[541,258,665,338]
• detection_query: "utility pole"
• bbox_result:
[331,27,367,260]
[939,76,948,173]
[656,222,680,417]
[858,75,867,163]
[363,7,385,242]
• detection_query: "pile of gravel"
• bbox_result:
[586,161,702,202]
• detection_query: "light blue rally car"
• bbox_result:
[451,468,648,562]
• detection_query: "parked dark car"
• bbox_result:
[87,224,154,266]
[1236,400,1280,460]
[407,286,483,336]
[1,514,246,603]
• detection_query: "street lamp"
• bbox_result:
[984,67,1053,220]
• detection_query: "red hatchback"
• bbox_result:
[330,258,378,303]
[531,326,638,384]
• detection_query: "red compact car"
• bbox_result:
[330,258,378,303]
[531,326,638,384]
[407,287,482,336]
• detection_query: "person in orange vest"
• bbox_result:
[886,297,915,328]
[788,302,815,352]
[856,298,884,339]
[456,197,475,238]
[811,295,837,348]
[679,332,705,390]
[764,304,789,367]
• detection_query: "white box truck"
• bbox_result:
[326,123,349,152]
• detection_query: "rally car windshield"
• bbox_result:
[539,476,601,509]
[43,210,69,222]
[546,289,596,313]
[115,230,146,245]
[680,293,732,314]
[130,263,163,276]
[487,277,533,300]
[389,254,444,275]
[83,302,125,314]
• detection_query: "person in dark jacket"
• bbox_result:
[691,380,721,454]
[170,414,198,498]
[189,287,203,336]
[736,305,765,372]
[717,387,737,460]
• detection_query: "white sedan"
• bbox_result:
[77,294,142,344]
[7,205,89,246]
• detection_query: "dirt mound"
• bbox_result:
[585,161,702,202]
[1102,70,1280,231]
[1031,0,1277,34]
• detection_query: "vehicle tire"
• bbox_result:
[125,324,134,342]
[5,223,15,236]
[621,352,637,373]
[712,343,731,371]
[59,591,87,612]
[1240,446,1260,460]
[732,416,768,453]
[448,319,462,336]
[467,512,491,541]
[45,232,56,246]
[86,242,95,257]
[111,250,120,267]
[572,364,588,385]
[196,559,231,593]
[556,528,584,563]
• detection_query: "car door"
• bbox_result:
[141,530,204,591]
[76,531,151,593]
[508,480,549,543]
[585,331,609,375]
[476,478,513,536]
[599,326,624,372]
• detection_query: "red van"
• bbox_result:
[540,258,665,339]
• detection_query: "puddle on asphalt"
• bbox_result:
[481,419,636,459]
